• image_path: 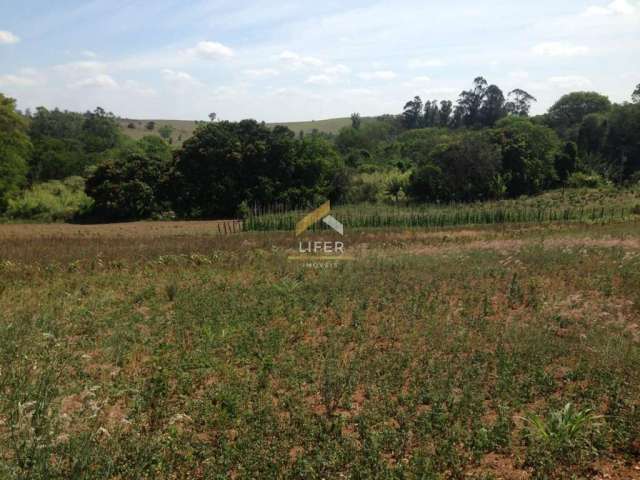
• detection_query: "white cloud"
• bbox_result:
[0,30,19,45]
[584,0,637,16]
[324,64,351,75]
[81,50,97,58]
[55,61,107,75]
[358,70,397,81]
[402,76,432,88]
[305,74,335,85]
[122,80,156,96]
[408,58,446,69]
[277,50,323,68]
[71,74,118,89]
[244,68,279,77]
[186,41,234,60]
[531,42,590,57]
[547,75,593,89]
[0,74,37,87]
[162,69,202,87]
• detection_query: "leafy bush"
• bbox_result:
[523,403,602,477]
[6,176,92,221]
[567,172,609,189]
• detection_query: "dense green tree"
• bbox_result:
[28,107,85,181]
[171,120,342,217]
[632,83,640,104]
[604,102,640,180]
[85,139,171,221]
[457,76,488,127]
[0,93,31,210]
[547,92,611,139]
[505,89,537,117]
[555,141,578,186]
[397,128,454,165]
[402,96,424,129]
[408,131,503,202]
[82,107,121,155]
[423,100,439,127]
[439,100,453,127]
[480,84,506,126]
[494,117,559,196]
[577,113,608,156]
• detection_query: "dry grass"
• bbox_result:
[1,220,639,479]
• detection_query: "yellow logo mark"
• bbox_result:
[295,201,331,236]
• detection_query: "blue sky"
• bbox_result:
[0,0,638,121]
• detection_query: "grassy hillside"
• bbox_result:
[118,116,369,145]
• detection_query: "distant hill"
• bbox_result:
[118,116,373,146]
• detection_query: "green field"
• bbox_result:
[1,199,640,478]
[118,116,364,145]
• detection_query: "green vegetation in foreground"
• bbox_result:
[0,222,639,479]
[246,187,640,231]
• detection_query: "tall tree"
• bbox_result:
[506,89,537,117]
[0,93,30,210]
[457,76,488,127]
[28,107,85,181]
[82,107,121,154]
[402,96,424,129]
[479,84,506,126]
[439,100,452,127]
[423,100,439,127]
[350,112,362,130]
[633,83,640,104]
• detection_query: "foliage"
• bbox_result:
[84,138,172,221]
[494,116,560,196]
[6,176,92,221]
[523,403,602,476]
[81,107,121,155]
[567,171,609,189]
[408,131,504,202]
[0,93,30,211]
[547,91,611,139]
[158,124,174,140]
[171,120,342,217]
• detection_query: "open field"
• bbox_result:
[118,116,365,145]
[1,220,640,479]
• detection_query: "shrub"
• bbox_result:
[567,172,609,189]
[6,176,92,221]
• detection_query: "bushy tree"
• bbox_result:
[494,117,560,196]
[0,93,30,210]
[506,89,537,117]
[170,120,342,218]
[158,124,174,141]
[577,113,608,156]
[547,92,611,139]
[84,138,172,221]
[555,142,578,186]
[408,131,503,202]
[402,96,424,129]
[457,76,488,127]
[82,107,121,154]
[604,102,640,180]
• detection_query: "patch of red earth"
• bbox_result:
[467,452,530,479]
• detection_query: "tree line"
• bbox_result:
[0,78,639,222]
